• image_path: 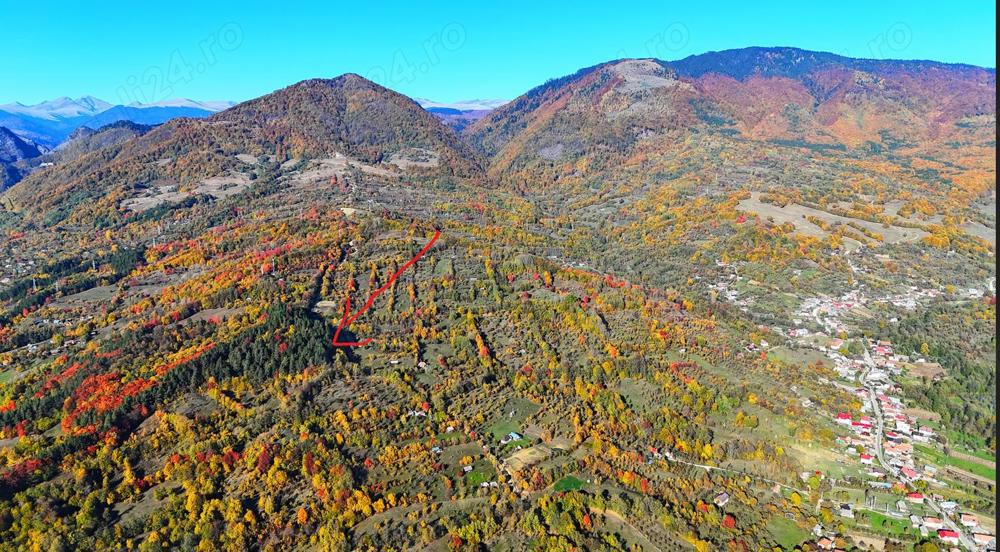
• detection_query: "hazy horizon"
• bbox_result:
[3,0,995,105]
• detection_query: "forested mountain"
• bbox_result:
[0,127,40,164]
[4,74,483,224]
[0,127,42,189]
[0,48,994,552]
[213,75,483,175]
[468,48,995,179]
[51,121,155,164]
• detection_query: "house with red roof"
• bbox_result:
[937,529,960,544]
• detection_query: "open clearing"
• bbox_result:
[906,361,945,380]
[504,444,552,472]
[49,284,117,308]
[961,221,996,246]
[767,516,809,549]
[903,407,941,422]
[738,192,929,248]
[121,172,251,212]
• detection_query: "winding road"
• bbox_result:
[858,344,976,550]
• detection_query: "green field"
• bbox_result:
[863,511,912,537]
[915,444,996,481]
[488,397,540,440]
[957,446,997,464]
[767,516,808,549]
[553,475,586,492]
[466,461,495,487]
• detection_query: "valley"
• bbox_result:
[0,47,994,552]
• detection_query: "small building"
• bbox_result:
[816,537,835,550]
[714,492,730,507]
[838,503,854,519]
[960,513,979,528]
[973,533,996,546]
[499,431,522,445]
[835,412,852,425]
[922,517,944,530]
[859,454,873,465]
[906,492,925,504]
[937,529,960,545]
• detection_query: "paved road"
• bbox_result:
[859,343,976,551]
[825,249,980,550]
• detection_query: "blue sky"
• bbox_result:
[3,0,995,105]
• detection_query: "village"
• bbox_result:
[793,285,995,551]
[708,248,996,551]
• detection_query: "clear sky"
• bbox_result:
[3,0,996,105]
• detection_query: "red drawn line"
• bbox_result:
[332,229,441,347]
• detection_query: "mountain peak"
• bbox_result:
[467,47,996,177]
[0,96,112,120]
[126,98,235,111]
[0,126,41,161]
[667,45,996,80]
[213,75,482,175]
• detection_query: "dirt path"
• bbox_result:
[590,507,665,552]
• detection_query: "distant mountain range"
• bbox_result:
[0,95,505,147]
[4,46,994,215]
[415,98,509,132]
[0,96,235,148]
[415,98,509,111]
[0,93,507,188]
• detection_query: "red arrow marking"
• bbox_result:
[332,229,440,347]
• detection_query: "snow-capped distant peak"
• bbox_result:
[0,96,113,120]
[128,99,236,112]
[416,98,508,111]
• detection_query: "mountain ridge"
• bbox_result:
[3,73,483,221]
[466,47,996,178]
[0,97,234,149]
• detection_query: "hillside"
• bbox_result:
[0,127,42,189]
[467,47,995,177]
[0,127,40,164]
[2,74,482,224]
[0,49,994,552]
[463,48,996,440]
[45,121,154,165]
[212,75,483,174]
